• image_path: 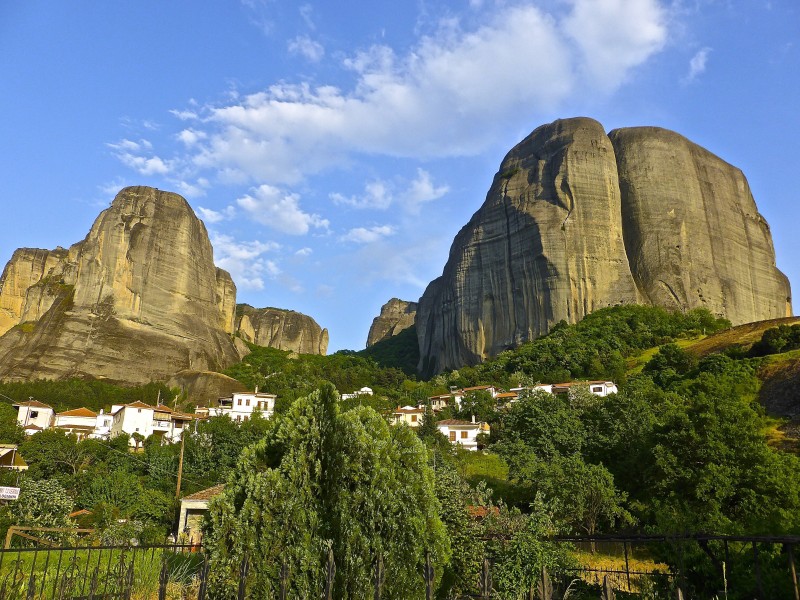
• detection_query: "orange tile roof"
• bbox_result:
[461,385,494,392]
[394,407,424,414]
[495,392,518,399]
[57,407,97,418]
[437,419,480,426]
[183,484,226,501]
[125,401,154,409]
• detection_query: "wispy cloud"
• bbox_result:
[330,169,448,213]
[237,185,329,234]
[210,232,281,290]
[197,205,235,223]
[288,35,325,62]
[685,47,712,83]
[121,1,668,187]
[340,225,395,244]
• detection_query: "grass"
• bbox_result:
[626,337,702,375]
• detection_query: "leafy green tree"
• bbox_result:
[0,403,24,444]
[20,429,92,479]
[455,390,498,423]
[11,479,75,543]
[78,469,142,516]
[205,384,449,599]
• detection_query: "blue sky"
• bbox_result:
[1,0,798,352]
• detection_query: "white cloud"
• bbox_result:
[562,0,668,91]
[237,184,329,234]
[156,1,668,186]
[330,180,393,210]
[177,129,208,146]
[288,35,325,62]
[295,247,313,256]
[401,169,449,213]
[330,169,448,213]
[197,205,236,223]
[340,225,395,244]
[686,47,711,82]
[210,232,281,291]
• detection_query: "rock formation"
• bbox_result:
[418,117,792,375]
[235,305,328,355]
[366,299,418,347]
[0,186,247,384]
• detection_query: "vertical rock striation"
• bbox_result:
[0,186,246,384]
[418,118,792,375]
[235,305,329,355]
[366,299,418,347]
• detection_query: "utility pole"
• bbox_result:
[175,433,185,500]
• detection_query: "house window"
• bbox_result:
[592,386,603,393]
[237,399,242,406]
[30,411,39,419]
[411,415,418,422]
[246,399,250,407]
[449,432,456,442]
[138,409,142,413]
[461,431,468,439]
[135,427,139,432]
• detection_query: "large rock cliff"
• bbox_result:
[235,305,329,355]
[0,186,247,384]
[418,118,792,375]
[366,299,418,347]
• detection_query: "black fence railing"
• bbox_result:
[0,533,797,599]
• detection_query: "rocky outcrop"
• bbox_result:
[235,305,328,355]
[0,186,247,384]
[167,370,249,406]
[418,117,792,375]
[609,126,791,324]
[366,299,418,347]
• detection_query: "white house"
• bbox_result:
[110,402,195,446]
[425,394,453,412]
[13,400,55,434]
[550,381,618,397]
[341,387,374,401]
[53,407,99,440]
[94,410,113,439]
[452,385,499,409]
[436,418,490,451]
[392,405,425,428]
[207,391,277,422]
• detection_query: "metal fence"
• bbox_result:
[0,533,798,600]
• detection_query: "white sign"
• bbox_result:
[0,487,20,500]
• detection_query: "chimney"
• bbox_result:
[255,385,259,394]
[471,414,476,424]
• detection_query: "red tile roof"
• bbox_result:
[436,419,480,427]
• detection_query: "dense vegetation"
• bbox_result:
[0,305,798,597]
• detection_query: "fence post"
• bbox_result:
[237,553,250,600]
[480,558,492,598]
[424,550,434,600]
[623,541,631,592]
[373,554,385,600]
[197,554,210,600]
[753,541,763,599]
[788,544,800,600]
[158,552,170,600]
[324,546,336,600]
[280,560,289,600]
[601,575,615,600]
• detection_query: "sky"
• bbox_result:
[1,0,798,352]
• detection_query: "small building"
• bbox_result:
[550,381,618,397]
[0,444,27,471]
[207,391,277,422]
[13,400,55,434]
[425,394,452,412]
[110,401,195,446]
[54,407,99,440]
[392,405,425,428]
[341,387,374,401]
[494,391,519,405]
[178,484,225,543]
[436,419,490,451]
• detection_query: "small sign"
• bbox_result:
[0,487,20,500]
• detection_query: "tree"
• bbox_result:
[20,429,92,479]
[11,479,75,543]
[205,384,449,599]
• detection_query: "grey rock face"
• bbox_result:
[418,118,792,375]
[235,305,329,355]
[0,186,247,384]
[366,298,418,347]
[610,126,791,324]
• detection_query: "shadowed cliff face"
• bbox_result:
[0,186,246,384]
[418,118,792,375]
[366,299,418,347]
[235,305,329,355]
